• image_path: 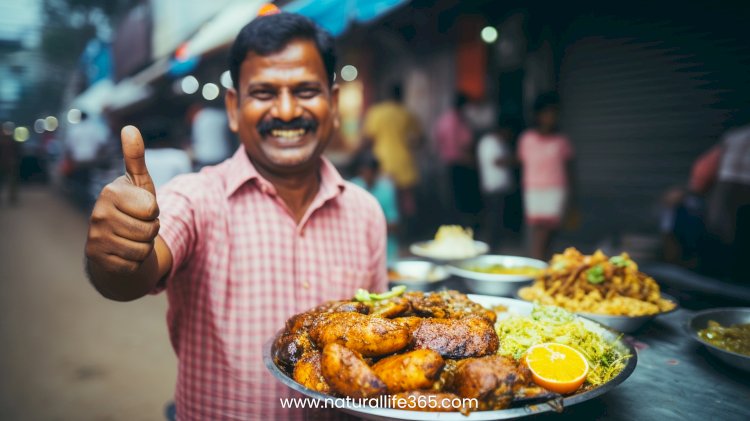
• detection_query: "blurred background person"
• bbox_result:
[141,120,192,189]
[434,92,482,228]
[63,111,110,208]
[189,105,233,170]
[362,84,421,234]
[660,143,722,268]
[0,127,21,205]
[350,151,400,263]
[705,124,750,282]
[518,92,575,260]
[477,115,518,250]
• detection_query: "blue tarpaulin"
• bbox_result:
[283,0,408,36]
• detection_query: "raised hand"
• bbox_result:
[85,126,161,278]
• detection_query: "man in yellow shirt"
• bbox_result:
[362,85,422,220]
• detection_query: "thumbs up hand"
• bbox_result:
[85,126,161,276]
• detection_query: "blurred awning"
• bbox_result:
[179,0,267,59]
[283,0,409,36]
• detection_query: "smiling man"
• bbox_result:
[84,13,387,420]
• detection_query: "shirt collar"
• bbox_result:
[224,146,346,199]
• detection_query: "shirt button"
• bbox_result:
[302,281,310,289]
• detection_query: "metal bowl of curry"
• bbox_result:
[447,255,547,297]
[687,307,750,372]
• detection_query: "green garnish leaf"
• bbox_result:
[587,265,606,284]
[609,255,630,267]
[354,285,407,302]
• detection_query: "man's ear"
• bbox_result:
[330,83,340,130]
[225,88,239,133]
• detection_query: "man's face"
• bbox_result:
[225,39,338,174]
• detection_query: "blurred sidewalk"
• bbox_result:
[0,186,176,421]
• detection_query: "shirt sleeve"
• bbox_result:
[150,176,198,293]
[367,198,389,293]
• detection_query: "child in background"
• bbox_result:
[350,151,400,263]
[518,92,575,259]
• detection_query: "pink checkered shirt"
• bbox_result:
[154,146,388,420]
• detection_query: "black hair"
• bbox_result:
[229,12,336,91]
[533,91,560,114]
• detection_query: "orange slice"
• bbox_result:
[523,343,589,394]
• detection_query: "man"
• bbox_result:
[433,93,482,227]
[84,13,387,420]
[362,84,422,221]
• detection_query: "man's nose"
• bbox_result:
[271,90,302,121]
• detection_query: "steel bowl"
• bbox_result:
[447,255,547,297]
[264,294,637,421]
[686,307,750,372]
[387,260,450,292]
[574,293,679,333]
[515,292,679,333]
[409,240,489,263]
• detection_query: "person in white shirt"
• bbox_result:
[64,112,111,206]
[191,106,232,168]
[477,116,517,249]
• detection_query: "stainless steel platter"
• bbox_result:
[263,295,638,420]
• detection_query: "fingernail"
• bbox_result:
[123,126,136,138]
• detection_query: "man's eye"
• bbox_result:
[296,89,320,99]
[251,90,274,100]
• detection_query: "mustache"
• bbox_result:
[257,117,318,136]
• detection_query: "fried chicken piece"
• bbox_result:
[321,343,387,398]
[369,296,412,318]
[405,290,497,322]
[293,351,331,393]
[371,349,445,393]
[411,316,499,358]
[313,300,371,315]
[273,330,314,373]
[392,316,423,333]
[310,312,409,357]
[447,355,533,410]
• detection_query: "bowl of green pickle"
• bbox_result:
[687,307,750,372]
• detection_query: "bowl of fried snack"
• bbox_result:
[264,288,636,420]
[517,248,678,333]
[447,255,547,297]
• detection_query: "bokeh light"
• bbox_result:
[202,83,220,100]
[220,70,233,89]
[181,75,199,94]
[34,119,46,133]
[45,116,59,131]
[481,26,498,43]
[340,65,358,82]
[67,109,82,124]
[13,126,29,142]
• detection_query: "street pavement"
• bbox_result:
[0,186,176,421]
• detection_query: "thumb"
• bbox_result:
[121,125,156,195]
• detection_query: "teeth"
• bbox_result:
[271,129,305,139]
